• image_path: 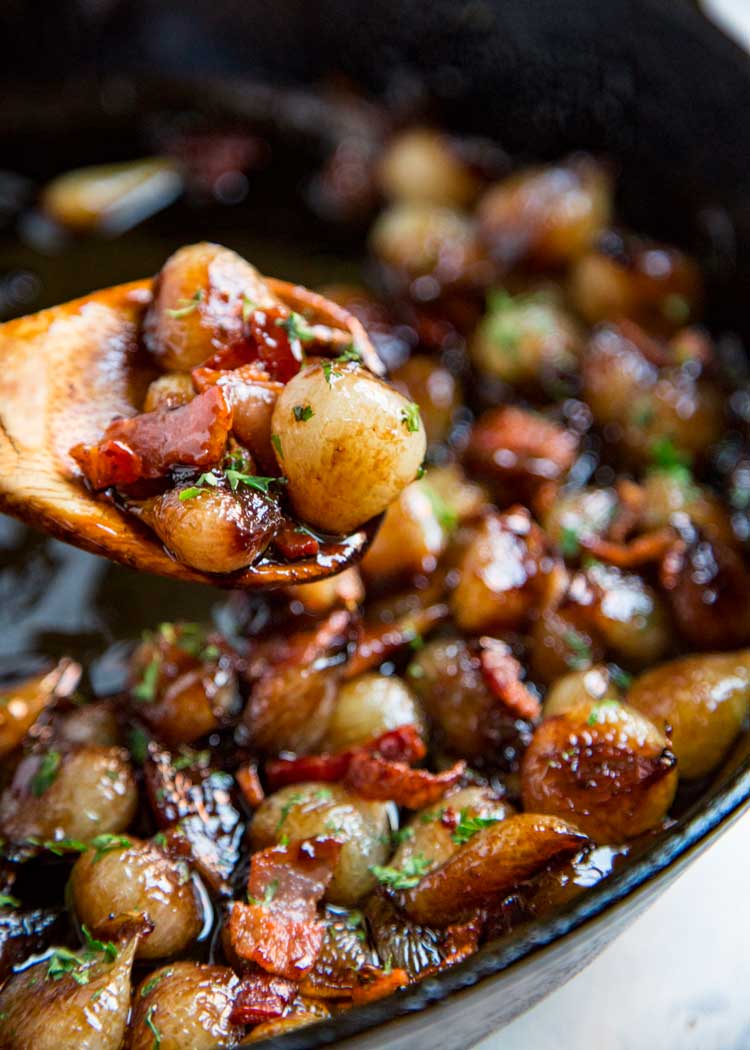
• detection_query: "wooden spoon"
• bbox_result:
[0,277,382,588]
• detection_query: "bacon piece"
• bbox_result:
[236,762,265,808]
[273,523,320,560]
[71,386,232,489]
[228,837,341,980]
[347,753,465,808]
[351,966,410,1005]
[230,974,297,1025]
[579,527,676,569]
[265,725,427,791]
[343,602,449,680]
[478,637,541,721]
[249,306,305,382]
[465,405,578,491]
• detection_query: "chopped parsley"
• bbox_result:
[271,433,284,460]
[421,482,458,533]
[277,311,316,345]
[81,925,118,961]
[401,402,421,433]
[451,810,503,845]
[370,853,431,890]
[145,1004,162,1049]
[30,751,61,797]
[178,467,283,501]
[587,699,621,725]
[0,893,20,908]
[39,837,88,855]
[415,463,426,480]
[133,657,160,703]
[276,791,303,834]
[293,404,314,422]
[608,665,633,691]
[322,345,362,387]
[141,969,172,998]
[88,834,131,863]
[46,947,89,984]
[390,826,414,846]
[559,524,581,558]
[241,294,256,322]
[128,726,150,765]
[165,288,203,319]
[649,437,692,473]
[248,879,279,907]
[563,628,592,670]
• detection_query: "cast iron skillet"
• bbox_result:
[1,1,749,1047]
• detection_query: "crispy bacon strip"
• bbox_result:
[478,637,541,721]
[347,753,465,808]
[265,725,426,791]
[236,762,265,808]
[71,386,232,489]
[343,602,449,680]
[228,837,342,980]
[351,966,410,1005]
[230,974,297,1025]
[579,527,676,569]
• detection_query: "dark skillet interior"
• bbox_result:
[1,0,750,1046]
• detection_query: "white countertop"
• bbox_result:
[480,4,750,1047]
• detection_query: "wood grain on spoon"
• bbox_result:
[0,278,380,587]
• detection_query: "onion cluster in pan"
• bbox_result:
[1,126,749,1049]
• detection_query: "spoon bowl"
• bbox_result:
[0,277,382,587]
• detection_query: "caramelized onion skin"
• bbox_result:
[0,937,137,1050]
[0,745,136,845]
[129,963,244,1050]
[250,782,390,906]
[626,652,750,778]
[69,837,203,960]
[140,484,282,574]
[143,241,278,372]
[521,701,678,843]
[402,813,588,926]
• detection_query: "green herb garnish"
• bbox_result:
[0,893,20,908]
[165,289,203,319]
[421,483,458,533]
[81,925,118,961]
[46,947,89,984]
[277,311,316,345]
[276,791,303,834]
[608,665,633,691]
[145,1004,162,1049]
[271,433,284,460]
[587,699,621,725]
[248,879,279,907]
[31,751,61,797]
[401,402,421,433]
[370,853,431,890]
[563,628,592,670]
[391,826,414,846]
[559,524,580,558]
[133,657,160,703]
[241,294,256,322]
[88,834,131,863]
[293,404,314,422]
[128,726,150,765]
[451,810,504,845]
